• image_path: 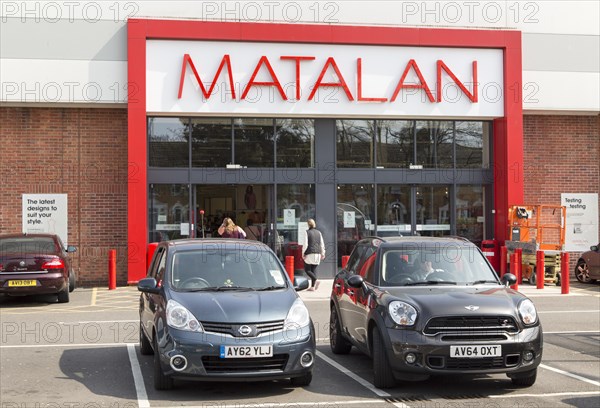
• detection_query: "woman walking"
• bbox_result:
[302,219,326,291]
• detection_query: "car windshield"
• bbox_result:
[170,249,288,291]
[0,237,58,254]
[379,244,498,287]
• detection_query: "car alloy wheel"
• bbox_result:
[575,261,591,283]
[330,307,352,354]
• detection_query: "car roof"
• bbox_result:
[164,238,272,251]
[0,233,59,240]
[374,236,476,247]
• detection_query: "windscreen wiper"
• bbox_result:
[470,280,499,285]
[405,280,457,286]
[257,285,286,291]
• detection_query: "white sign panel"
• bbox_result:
[147,40,504,118]
[297,222,309,250]
[343,211,356,228]
[562,193,599,251]
[283,209,296,226]
[22,194,68,245]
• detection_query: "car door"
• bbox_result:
[346,247,378,346]
[335,241,368,337]
[140,246,167,339]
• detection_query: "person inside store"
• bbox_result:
[218,217,247,239]
[302,219,326,291]
[244,219,263,241]
[244,185,257,210]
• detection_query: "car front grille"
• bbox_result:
[427,354,521,370]
[201,354,288,373]
[423,316,519,337]
[201,320,285,337]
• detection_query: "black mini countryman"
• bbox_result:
[138,239,315,390]
[330,236,542,389]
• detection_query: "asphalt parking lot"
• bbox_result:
[1,280,599,408]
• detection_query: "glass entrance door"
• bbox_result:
[192,184,274,244]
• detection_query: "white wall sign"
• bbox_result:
[297,222,309,249]
[22,194,68,245]
[561,193,599,251]
[147,40,504,118]
[344,211,356,228]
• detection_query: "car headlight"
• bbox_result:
[518,299,538,325]
[284,298,310,330]
[388,301,417,326]
[166,299,204,332]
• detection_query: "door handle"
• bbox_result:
[334,283,342,289]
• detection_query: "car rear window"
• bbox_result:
[0,237,58,254]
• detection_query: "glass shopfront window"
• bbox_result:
[276,185,315,262]
[416,185,451,236]
[376,121,414,168]
[276,119,314,168]
[148,118,189,167]
[337,184,375,262]
[456,185,485,245]
[376,185,412,236]
[456,121,491,168]
[336,120,374,168]
[415,121,454,168]
[234,118,274,167]
[149,184,190,241]
[191,118,232,167]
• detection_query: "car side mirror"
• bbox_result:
[138,277,161,294]
[66,246,77,253]
[591,245,599,252]
[348,274,365,289]
[293,275,310,291]
[501,273,517,287]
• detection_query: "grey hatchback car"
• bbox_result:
[330,236,542,388]
[138,239,315,390]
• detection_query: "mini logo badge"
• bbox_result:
[465,305,479,311]
[238,325,252,336]
[19,261,26,267]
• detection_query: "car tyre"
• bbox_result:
[57,286,70,303]
[555,272,561,287]
[139,323,153,355]
[575,260,595,283]
[330,306,352,354]
[153,338,174,390]
[510,368,537,387]
[290,372,312,387]
[372,328,395,389]
[529,270,536,285]
[69,272,76,293]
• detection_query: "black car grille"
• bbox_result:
[423,316,519,336]
[201,354,288,373]
[201,320,285,337]
[427,354,521,370]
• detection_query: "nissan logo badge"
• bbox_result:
[19,261,26,267]
[464,305,479,311]
[238,325,252,336]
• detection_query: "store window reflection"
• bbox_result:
[337,184,374,265]
[416,185,450,236]
[376,121,414,168]
[276,185,315,263]
[149,184,190,241]
[456,185,485,245]
[336,120,374,168]
[276,119,314,167]
[376,185,412,236]
[234,118,274,167]
[148,118,190,167]
[191,118,232,167]
[455,121,491,168]
[415,121,454,168]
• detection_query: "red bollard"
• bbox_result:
[515,248,523,284]
[561,252,570,294]
[147,242,158,272]
[500,246,507,277]
[108,249,117,290]
[342,255,350,269]
[510,253,519,291]
[285,255,294,283]
[536,250,545,289]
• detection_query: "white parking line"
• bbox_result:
[544,330,599,334]
[0,342,136,348]
[490,391,600,399]
[127,344,150,408]
[538,310,599,314]
[540,363,600,387]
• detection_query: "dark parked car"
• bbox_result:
[138,239,315,390]
[0,233,77,303]
[330,236,542,388]
[575,243,600,283]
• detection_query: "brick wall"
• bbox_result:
[0,107,128,286]
[523,114,600,276]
